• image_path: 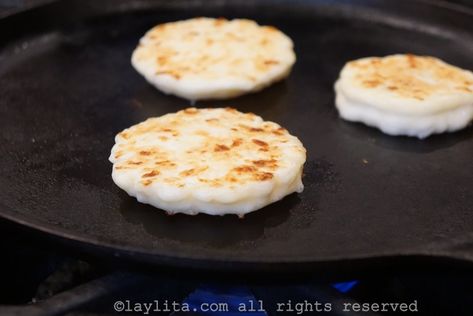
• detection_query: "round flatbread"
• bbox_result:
[131,17,296,100]
[109,107,306,216]
[335,54,473,138]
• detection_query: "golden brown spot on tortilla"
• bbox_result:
[362,79,381,88]
[239,124,258,131]
[198,178,223,187]
[272,127,286,135]
[142,179,153,186]
[128,161,143,165]
[181,166,209,177]
[142,170,160,178]
[155,161,176,168]
[155,160,171,165]
[139,151,152,156]
[254,172,273,181]
[183,108,198,114]
[159,128,179,136]
[264,26,278,32]
[196,130,209,137]
[370,59,381,65]
[232,138,243,147]
[214,17,227,26]
[227,176,238,183]
[180,168,195,177]
[387,86,398,90]
[214,144,230,152]
[252,159,278,168]
[157,56,168,65]
[407,54,417,68]
[252,139,268,147]
[234,165,257,173]
[159,136,168,141]
[119,132,129,139]
[264,60,279,65]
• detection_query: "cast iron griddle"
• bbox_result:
[1,0,473,273]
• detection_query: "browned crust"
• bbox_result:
[132,18,292,81]
[347,55,473,101]
[112,107,299,187]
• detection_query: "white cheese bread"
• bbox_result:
[335,54,473,138]
[131,17,296,100]
[109,107,306,216]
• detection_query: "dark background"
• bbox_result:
[1,0,473,16]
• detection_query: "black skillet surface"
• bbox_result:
[1,0,473,274]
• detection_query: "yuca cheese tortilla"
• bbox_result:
[131,17,296,100]
[109,108,306,216]
[335,54,473,138]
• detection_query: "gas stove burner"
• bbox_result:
[1,219,472,316]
